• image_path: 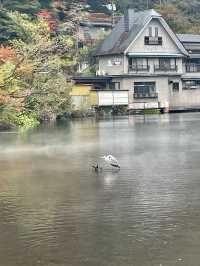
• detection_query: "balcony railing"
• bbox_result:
[134,92,158,99]
[186,64,200,73]
[183,85,200,90]
[144,36,162,45]
[129,65,150,72]
[154,65,178,72]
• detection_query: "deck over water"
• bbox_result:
[0,113,200,266]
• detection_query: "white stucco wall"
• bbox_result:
[170,86,200,110]
[98,55,124,75]
[120,76,170,108]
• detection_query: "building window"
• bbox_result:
[134,82,157,98]
[112,57,122,66]
[78,42,84,48]
[154,58,177,71]
[186,59,200,73]
[129,58,149,71]
[155,27,158,37]
[145,26,162,45]
[144,36,162,45]
[108,57,122,66]
[110,82,120,90]
[159,58,171,69]
[183,80,200,90]
[149,27,152,37]
[172,82,179,92]
[108,60,112,66]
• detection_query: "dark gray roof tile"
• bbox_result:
[95,9,161,56]
[177,34,200,43]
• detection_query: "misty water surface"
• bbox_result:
[0,113,200,266]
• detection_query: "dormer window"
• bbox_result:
[145,26,162,45]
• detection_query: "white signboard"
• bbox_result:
[144,102,159,109]
[129,103,145,109]
[113,91,128,105]
[98,92,113,106]
[98,91,128,106]
[129,102,159,109]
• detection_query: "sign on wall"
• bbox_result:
[129,102,159,109]
[98,91,128,106]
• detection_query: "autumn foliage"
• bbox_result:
[37,9,57,32]
[0,46,15,63]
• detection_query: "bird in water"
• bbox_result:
[92,163,102,172]
[101,155,120,169]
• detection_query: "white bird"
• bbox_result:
[101,155,120,169]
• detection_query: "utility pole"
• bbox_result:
[111,2,114,27]
[107,1,116,28]
[111,1,117,27]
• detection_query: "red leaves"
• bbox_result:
[37,9,58,32]
[37,10,52,19]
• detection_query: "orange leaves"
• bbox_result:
[0,89,9,105]
[16,63,33,76]
[0,46,16,63]
[37,9,52,19]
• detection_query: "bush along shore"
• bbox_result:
[0,106,163,131]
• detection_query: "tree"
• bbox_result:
[0,11,80,127]
[0,10,24,44]
[7,12,77,122]
[37,9,58,31]
[0,0,41,14]
[39,0,52,9]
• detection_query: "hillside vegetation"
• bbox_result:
[89,0,200,34]
[1,0,200,40]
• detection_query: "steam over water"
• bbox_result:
[0,113,200,266]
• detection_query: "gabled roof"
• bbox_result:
[95,9,188,57]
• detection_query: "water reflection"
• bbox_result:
[1,113,200,265]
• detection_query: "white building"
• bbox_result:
[94,9,200,112]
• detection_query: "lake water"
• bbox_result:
[0,113,200,266]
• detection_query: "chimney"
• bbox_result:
[124,9,135,32]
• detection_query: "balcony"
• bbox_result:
[144,36,162,45]
[186,64,200,73]
[129,65,150,72]
[134,92,158,99]
[154,65,178,72]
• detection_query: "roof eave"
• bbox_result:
[94,52,124,57]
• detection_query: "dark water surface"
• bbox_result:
[0,113,200,266]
